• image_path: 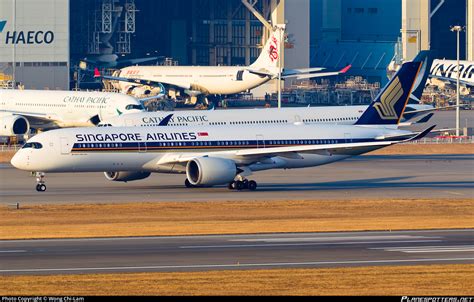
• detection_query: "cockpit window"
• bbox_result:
[125,104,144,110]
[22,142,43,149]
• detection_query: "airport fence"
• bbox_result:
[401,137,473,144]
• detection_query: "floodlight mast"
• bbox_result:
[450,25,464,136]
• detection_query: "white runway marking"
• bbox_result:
[180,240,442,249]
[0,250,26,253]
[373,245,474,253]
[229,235,437,242]
[1,257,473,274]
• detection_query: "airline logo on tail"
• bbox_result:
[268,36,279,62]
[373,77,404,120]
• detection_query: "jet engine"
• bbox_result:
[0,113,29,136]
[186,157,236,186]
[104,171,151,182]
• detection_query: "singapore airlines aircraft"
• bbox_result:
[11,59,434,192]
[0,89,145,136]
[95,24,350,102]
[430,59,474,88]
[99,51,436,127]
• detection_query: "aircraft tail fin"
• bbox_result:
[250,24,285,71]
[409,50,434,104]
[355,53,426,125]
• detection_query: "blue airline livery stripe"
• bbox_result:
[71,138,383,152]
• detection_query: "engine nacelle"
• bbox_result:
[0,113,29,136]
[186,157,236,186]
[104,171,151,182]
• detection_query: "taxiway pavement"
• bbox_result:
[0,229,472,275]
[1,154,473,204]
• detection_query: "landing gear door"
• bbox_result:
[60,137,71,154]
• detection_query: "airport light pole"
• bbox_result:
[450,25,464,136]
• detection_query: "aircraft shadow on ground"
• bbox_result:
[124,176,474,192]
[256,176,474,192]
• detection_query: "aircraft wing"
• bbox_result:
[157,140,393,166]
[94,68,189,91]
[246,65,351,80]
[158,125,434,166]
[398,113,434,126]
[1,110,61,125]
[402,104,465,120]
[374,125,436,141]
[282,65,351,80]
[429,74,474,87]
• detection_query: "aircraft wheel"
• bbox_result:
[248,180,257,191]
[36,184,46,192]
[185,179,194,188]
[235,181,244,190]
[228,181,236,190]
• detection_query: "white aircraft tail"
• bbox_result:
[250,24,285,71]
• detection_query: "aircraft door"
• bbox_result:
[60,137,71,154]
[138,142,147,153]
[236,70,244,81]
[256,135,265,148]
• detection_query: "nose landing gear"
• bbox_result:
[35,172,46,192]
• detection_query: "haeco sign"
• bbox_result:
[0,20,55,44]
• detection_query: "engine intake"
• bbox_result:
[0,113,29,136]
[104,171,151,182]
[186,157,236,186]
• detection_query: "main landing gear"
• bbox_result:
[35,172,46,192]
[183,178,258,191]
[228,179,257,191]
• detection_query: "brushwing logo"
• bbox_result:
[0,20,6,33]
[373,77,403,120]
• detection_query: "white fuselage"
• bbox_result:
[102,104,433,128]
[115,66,271,95]
[12,123,410,174]
[0,89,144,129]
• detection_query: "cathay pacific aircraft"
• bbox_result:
[99,51,437,128]
[0,89,145,136]
[11,59,434,192]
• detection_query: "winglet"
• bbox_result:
[94,67,101,78]
[415,112,434,124]
[339,65,352,74]
[404,124,436,142]
[158,114,174,126]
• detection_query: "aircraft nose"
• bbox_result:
[10,151,25,170]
